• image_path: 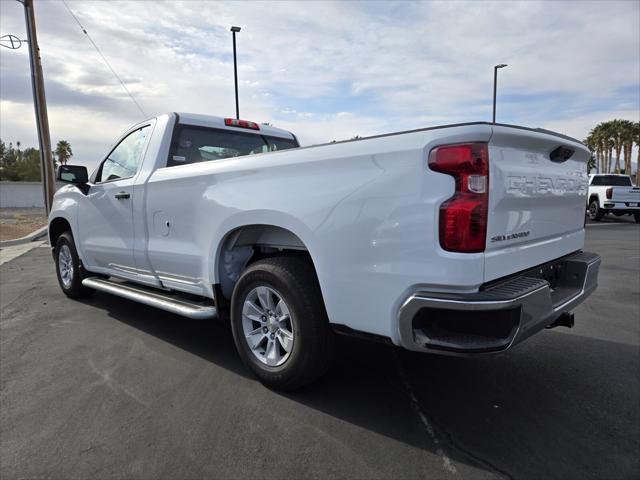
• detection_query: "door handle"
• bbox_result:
[114,191,130,199]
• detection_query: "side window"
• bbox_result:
[96,126,149,183]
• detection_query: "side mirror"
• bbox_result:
[57,165,88,184]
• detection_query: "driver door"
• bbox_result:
[78,125,150,278]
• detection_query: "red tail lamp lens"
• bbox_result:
[428,143,489,253]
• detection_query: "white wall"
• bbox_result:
[0,182,64,208]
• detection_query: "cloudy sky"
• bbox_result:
[1,0,639,169]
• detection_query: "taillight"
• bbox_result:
[224,118,260,130]
[606,187,612,199]
[428,143,488,253]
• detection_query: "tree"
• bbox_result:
[583,134,597,173]
[589,123,608,173]
[634,121,640,186]
[14,148,42,180]
[0,140,41,181]
[586,120,639,181]
[596,125,606,172]
[0,139,20,181]
[594,121,615,173]
[620,120,634,174]
[55,140,73,165]
[610,119,624,172]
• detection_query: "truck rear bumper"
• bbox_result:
[397,251,601,354]
[602,202,640,211]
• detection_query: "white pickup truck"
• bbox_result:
[587,173,640,222]
[49,113,601,389]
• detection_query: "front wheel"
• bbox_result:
[230,256,334,390]
[54,231,94,298]
[589,200,603,221]
[634,213,640,224]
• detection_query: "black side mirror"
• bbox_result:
[57,165,88,184]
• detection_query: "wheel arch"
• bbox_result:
[214,223,318,300]
[49,216,73,247]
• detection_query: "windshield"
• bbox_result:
[590,175,633,186]
[167,125,298,167]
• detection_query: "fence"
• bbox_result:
[0,181,64,208]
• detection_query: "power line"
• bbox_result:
[60,0,147,119]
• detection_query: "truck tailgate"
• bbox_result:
[485,126,590,282]
[612,186,640,204]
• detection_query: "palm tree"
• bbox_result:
[583,133,597,173]
[620,120,634,174]
[633,121,640,185]
[604,121,618,173]
[15,141,22,162]
[592,123,609,172]
[587,126,598,171]
[610,119,625,173]
[596,127,605,173]
[55,140,73,165]
[588,120,640,175]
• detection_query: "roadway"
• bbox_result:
[1,219,638,479]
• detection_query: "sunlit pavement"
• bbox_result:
[1,223,638,479]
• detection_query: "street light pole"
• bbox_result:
[21,0,56,215]
[492,63,508,124]
[231,26,241,120]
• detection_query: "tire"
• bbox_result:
[589,200,603,221]
[54,231,94,299]
[230,256,334,390]
[634,213,640,224]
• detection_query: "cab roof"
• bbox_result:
[175,113,295,140]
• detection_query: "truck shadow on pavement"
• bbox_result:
[586,214,638,224]
[85,292,639,480]
[87,292,253,380]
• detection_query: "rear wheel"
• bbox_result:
[54,231,94,298]
[230,256,334,390]
[589,200,603,221]
[634,213,640,223]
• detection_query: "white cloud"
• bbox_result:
[0,0,638,168]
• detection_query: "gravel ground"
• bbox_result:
[0,208,47,241]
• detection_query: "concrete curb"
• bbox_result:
[0,226,48,248]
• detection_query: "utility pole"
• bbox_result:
[21,0,56,215]
[231,26,241,120]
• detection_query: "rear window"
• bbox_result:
[166,125,298,167]
[590,175,632,186]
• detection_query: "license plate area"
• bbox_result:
[521,255,586,307]
[526,259,566,290]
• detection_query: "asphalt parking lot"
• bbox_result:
[1,220,638,479]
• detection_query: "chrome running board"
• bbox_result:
[82,277,217,320]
